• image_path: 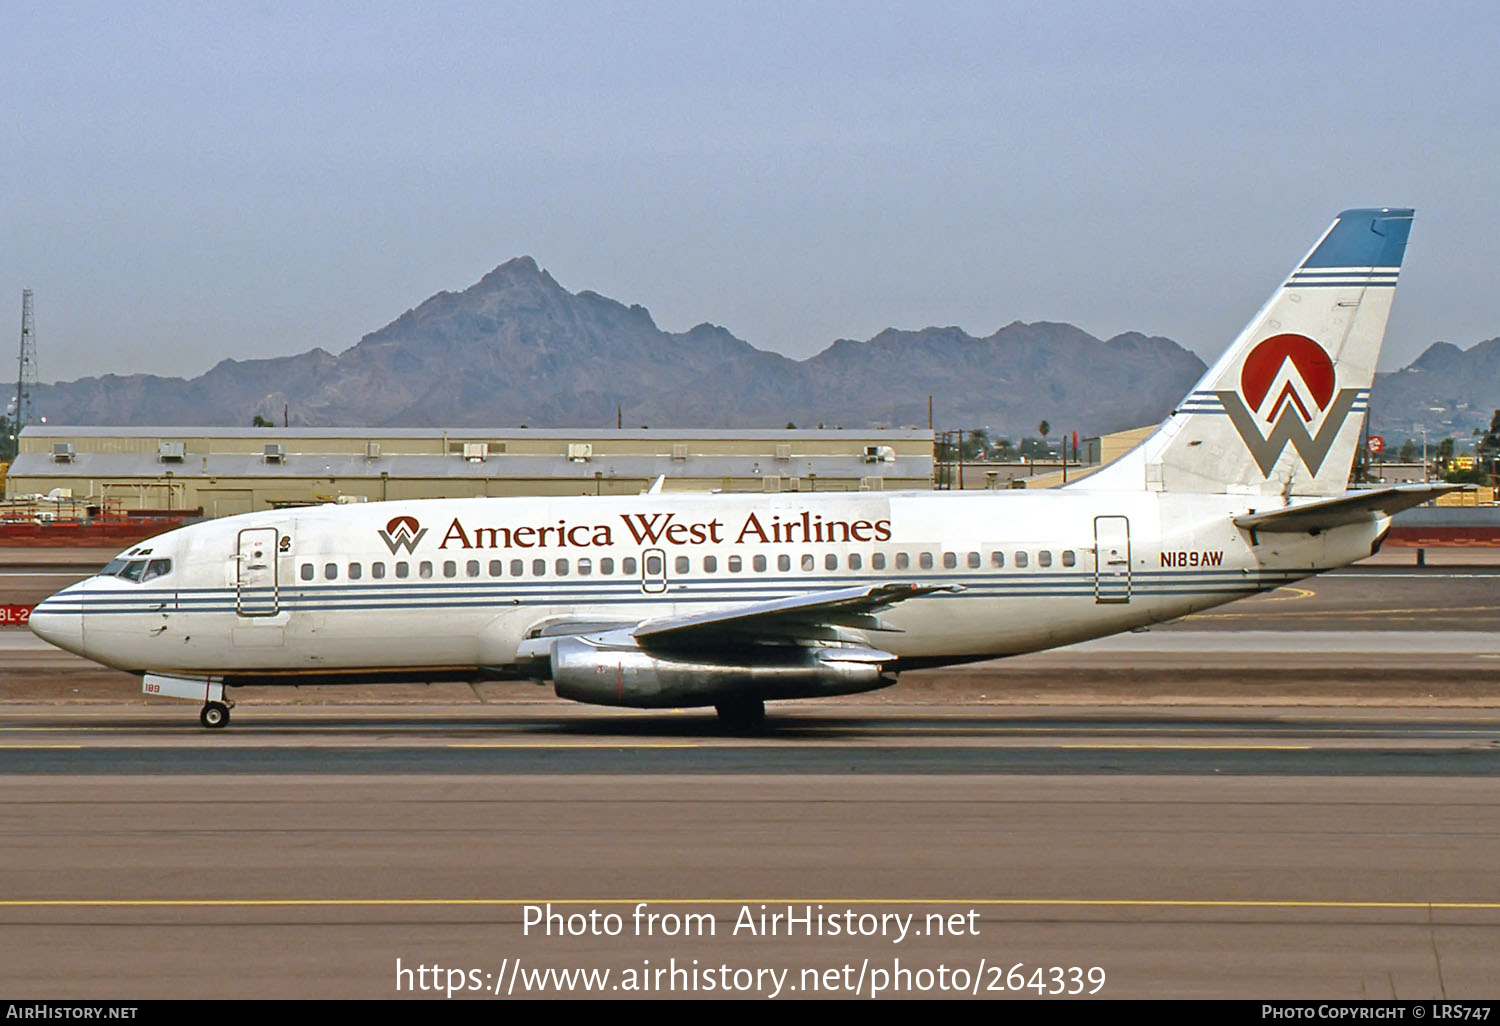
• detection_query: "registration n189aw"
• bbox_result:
[31,208,1448,729]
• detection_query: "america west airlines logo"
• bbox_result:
[1215,333,1364,477]
[377,515,427,554]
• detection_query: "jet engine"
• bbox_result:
[547,634,896,708]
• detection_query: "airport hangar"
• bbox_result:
[4,425,935,515]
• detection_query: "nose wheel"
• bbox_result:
[199,701,231,729]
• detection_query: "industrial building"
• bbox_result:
[5,426,934,517]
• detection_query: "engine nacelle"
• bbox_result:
[550,635,896,709]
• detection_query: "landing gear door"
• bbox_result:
[1093,516,1132,604]
[236,527,280,616]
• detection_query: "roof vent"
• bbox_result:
[462,442,488,463]
[50,442,75,463]
[567,443,593,463]
[263,443,285,464]
[157,441,186,463]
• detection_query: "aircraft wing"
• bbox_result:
[1233,484,1469,533]
[514,582,959,665]
[631,581,961,644]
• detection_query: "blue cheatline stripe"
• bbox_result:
[51,564,1301,603]
[1284,281,1397,289]
[40,570,1304,616]
[1290,267,1401,276]
[40,589,1273,616]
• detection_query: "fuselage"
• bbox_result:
[30,487,1385,684]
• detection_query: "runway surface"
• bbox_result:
[2,705,1498,998]
[3,554,1500,998]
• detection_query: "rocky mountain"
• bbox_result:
[1369,338,1500,444]
[31,257,1498,441]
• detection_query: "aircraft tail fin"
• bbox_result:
[1084,208,1413,497]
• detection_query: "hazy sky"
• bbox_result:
[3,1,1497,385]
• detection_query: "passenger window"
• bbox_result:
[396,562,409,578]
[801,554,815,571]
[601,557,615,575]
[443,560,457,578]
[623,557,637,574]
[419,562,433,579]
[967,552,980,569]
[556,559,569,576]
[1039,551,1052,568]
[991,552,1005,568]
[532,559,546,577]
[646,554,662,575]
[1062,550,1076,567]
[753,555,767,572]
[489,560,503,577]
[778,554,791,572]
[510,559,524,577]
[871,553,886,570]
[675,556,690,574]
[348,562,362,580]
[728,555,742,572]
[466,560,480,578]
[299,563,314,581]
[920,552,934,570]
[895,553,909,570]
[1015,551,1029,568]
[372,562,386,579]
[942,552,957,570]
[849,553,862,570]
[825,554,838,571]
[578,558,592,576]
[142,559,172,582]
[703,555,717,573]
[324,563,338,580]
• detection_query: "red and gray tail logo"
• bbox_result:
[1216,334,1364,476]
[377,515,426,554]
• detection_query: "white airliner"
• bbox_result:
[31,208,1449,729]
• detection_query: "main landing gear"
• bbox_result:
[715,698,766,733]
[199,701,232,729]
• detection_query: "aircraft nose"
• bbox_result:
[29,595,85,656]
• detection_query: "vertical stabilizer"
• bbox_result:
[1085,208,1412,496]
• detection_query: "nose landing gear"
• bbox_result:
[144,674,234,730]
[199,701,232,729]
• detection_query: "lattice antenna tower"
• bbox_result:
[14,289,37,433]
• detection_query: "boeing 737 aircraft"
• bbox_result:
[31,208,1449,729]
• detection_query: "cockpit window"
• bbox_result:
[100,557,172,583]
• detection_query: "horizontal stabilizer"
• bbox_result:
[1233,484,1468,533]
